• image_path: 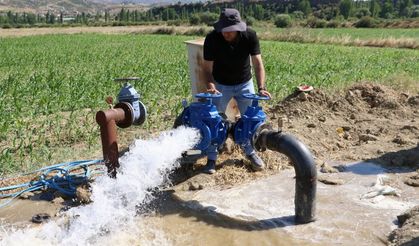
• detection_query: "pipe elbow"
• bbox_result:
[265,133,316,179]
[256,130,317,224]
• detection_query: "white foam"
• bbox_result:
[0,126,199,246]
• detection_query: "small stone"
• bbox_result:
[350,114,356,120]
[401,125,418,131]
[392,135,410,145]
[343,132,352,140]
[318,176,344,185]
[397,205,419,226]
[297,92,308,101]
[408,95,419,106]
[307,123,316,128]
[293,109,302,116]
[404,173,419,187]
[342,126,351,131]
[76,185,92,204]
[359,134,379,142]
[318,116,326,122]
[188,181,203,191]
[20,191,35,200]
[336,142,346,148]
[377,149,385,154]
[52,197,65,205]
[320,162,339,173]
[335,165,347,172]
[31,213,51,224]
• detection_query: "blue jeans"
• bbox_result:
[207,80,256,161]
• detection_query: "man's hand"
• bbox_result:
[259,88,272,98]
[207,82,221,94]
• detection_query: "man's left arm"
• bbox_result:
[251,54,271,98]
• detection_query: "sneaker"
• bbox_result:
[202,159,216,174]
[247,153,265,171]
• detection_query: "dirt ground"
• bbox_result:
[175,83,418,186]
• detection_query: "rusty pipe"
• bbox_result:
[96,102,133,178]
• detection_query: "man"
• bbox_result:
[202,8,271,174]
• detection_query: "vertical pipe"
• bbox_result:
[255,130,317,224]
[96,108,126,178]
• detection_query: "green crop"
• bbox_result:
[256,28,419,41]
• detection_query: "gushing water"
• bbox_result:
[0,127,199,246]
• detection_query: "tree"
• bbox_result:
[163,8,177,21]
[274,14,291,28]
[381,0,394,18]
[253,4,265,20]
[339,0,353,19]
[298,0,311,17]
[105,10,110,22]
[118,8,125,22]
[355,7,371,18]
[199,12,218,26]
[397,0,413,17]
[369,0,381,17]
[45,11,50,24]
[412,5,419,17]
[189,14,200,25]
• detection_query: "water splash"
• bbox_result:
[0,126,199,245]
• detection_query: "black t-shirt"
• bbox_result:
[203,28,260,85]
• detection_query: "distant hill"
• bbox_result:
[91,0,202,4]
[0,0,107,14]
[0,0,204,14]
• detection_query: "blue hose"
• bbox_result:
[0,159,104,209]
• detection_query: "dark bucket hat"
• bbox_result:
[214,8,247,32]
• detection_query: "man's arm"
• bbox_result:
[203,60,220,94]
[251,54,271,98]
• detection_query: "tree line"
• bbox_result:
[1,0,418,28]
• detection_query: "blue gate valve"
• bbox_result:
[179,93,228,153]
[114,77,147,128]
[234,93,270,147]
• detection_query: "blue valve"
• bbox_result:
[177,93,227,153]
[234,93,270,146]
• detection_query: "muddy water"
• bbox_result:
[142,162,417,245]
[137,192,315,246]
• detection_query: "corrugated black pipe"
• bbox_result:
[254,129,317,224]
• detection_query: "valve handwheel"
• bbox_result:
[242,93,270,101]
[195,92,223,99]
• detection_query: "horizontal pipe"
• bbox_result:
[255,130,317,224]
